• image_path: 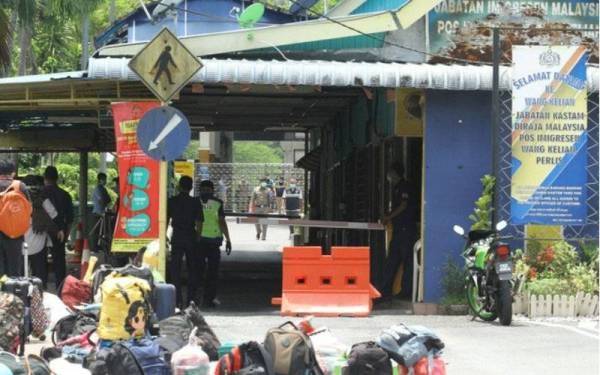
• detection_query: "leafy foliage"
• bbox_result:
[233,141,284,163]
[517,240,600,296]
[440,257,467,305]
[468,175,495,231]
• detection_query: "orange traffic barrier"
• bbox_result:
[272,246,381,317]
[73,222,83,255]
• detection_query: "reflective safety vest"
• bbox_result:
[201,198,222,238]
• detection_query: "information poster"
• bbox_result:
[112,102,161,252]
[511,45,588,224]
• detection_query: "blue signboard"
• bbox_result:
[137,106,191,161]
[511,46,588,225]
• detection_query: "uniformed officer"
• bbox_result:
[167,176,203,308]
[381,162,418,299]
[198,180,232,308]
[283,178,303,239]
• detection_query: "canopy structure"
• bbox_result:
[0,57,598,152]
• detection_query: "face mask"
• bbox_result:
[200,192,213,202]
[260,182,267,188]
[289,184,296,188]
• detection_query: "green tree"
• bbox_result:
[233,141,284,163]
[0,6,11,71]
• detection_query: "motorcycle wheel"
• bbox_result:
[497,280,513,326]
[466,276,497,321]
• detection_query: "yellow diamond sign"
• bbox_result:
[129,27,203,103]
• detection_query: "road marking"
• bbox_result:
[524,320,599,340]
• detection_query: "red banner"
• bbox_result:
[111,102,160,252]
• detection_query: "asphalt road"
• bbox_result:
[28,222,600,374]
[203,313,599,375]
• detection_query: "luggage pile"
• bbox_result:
[0,260,446,375]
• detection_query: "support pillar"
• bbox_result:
[79,152,89,239]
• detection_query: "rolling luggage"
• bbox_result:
[1,276,45,355]
[151,283,176,321]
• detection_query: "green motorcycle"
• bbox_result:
[453,220,513,326]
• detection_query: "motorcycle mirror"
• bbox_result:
[496,220,508,231]
[453,225,465,236]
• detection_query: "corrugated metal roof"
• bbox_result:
[87,57,600,92]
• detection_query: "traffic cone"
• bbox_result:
[73,222,83,255]
[80,239,91,280]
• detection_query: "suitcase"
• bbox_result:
[1,276,43,355]
[151,283,176,321]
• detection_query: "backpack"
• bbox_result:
[51,312,97,346]
[0,181,32,239]
[97,275,152,341]
[346,342,393,375]
[58,275,92,310]
[263,322,322,375]
[122,337,170,375]
[91,264,114,302]
[0,292,24,353]
[215,341,274,375]
[85,343,143,375]
[158,302,221,361]
[30,192,58,236]
[114,264,155,290]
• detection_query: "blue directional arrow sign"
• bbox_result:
[137,106,191,161]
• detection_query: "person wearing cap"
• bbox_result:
[198,180,232,308]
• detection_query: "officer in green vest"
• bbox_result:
[198,180,232,308]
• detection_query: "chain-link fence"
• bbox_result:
[194,163,305,213]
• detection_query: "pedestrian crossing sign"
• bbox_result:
[129,27,203,103]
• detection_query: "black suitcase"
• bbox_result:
[1,277,43,355]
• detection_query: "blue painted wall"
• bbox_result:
[423,90,492,302]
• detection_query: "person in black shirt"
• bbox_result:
[0,159,30,277]
[167,176,204,308]
[43,166,74,288]
[381,162,419,299]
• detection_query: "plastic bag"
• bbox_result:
[309,327,349,375]
[171,327,210,375]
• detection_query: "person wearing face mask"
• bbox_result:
[198,180,231,308]
[275,176,286,214]
[167,176,204,308]
[380,161,418,299]
[249,178,273,240]
[283,178,303,240]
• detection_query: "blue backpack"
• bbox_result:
[122,337,170,375]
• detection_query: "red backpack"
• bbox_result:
[0,181,32,239]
